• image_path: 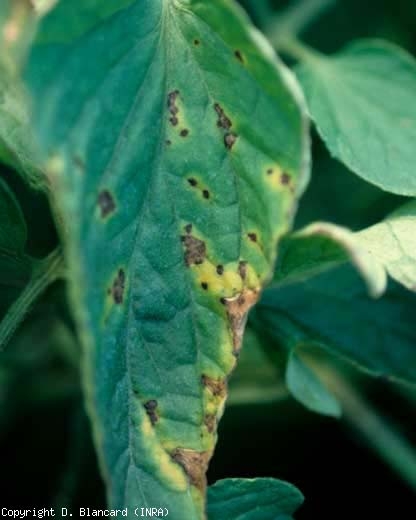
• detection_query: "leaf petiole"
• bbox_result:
[0,248,65,350]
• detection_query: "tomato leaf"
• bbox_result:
[286,350,341,418]
[256,265,416,384]
[357,200,416,292]
[273,221,387,297]
[24,0,309,513]
[0,1,43,186]
[208,478,304,520]
[297,40,416,196]
[274,200,416,295]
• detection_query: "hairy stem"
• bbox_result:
[0,248,65,350]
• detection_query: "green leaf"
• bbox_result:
[208,478,304,520]
[286,350,341,418]
[25,0,309,514]
[256,265,416,384]
[0,1,37,66]
[0,61,44,185]
[297,40,416,196]
[357,200,416,292]
[273,221,387,297]
[274,200,416,296]
[0,2,43,185]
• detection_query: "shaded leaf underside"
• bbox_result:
[25,0,308,516]
[257,266,416,383]
[274,200,416,297]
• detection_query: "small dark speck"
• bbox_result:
[165,139,172,146]
[238,260,247,280]
[248,232,257,243]
[144,399,158,425]
[194,39,200,46]
[201,282,208,290]
[188,178,198,187]
[224,133,238,150]
[180,129,189,137]
[112,268,126,305]
[144,400,158,411]
[220,297,227,305]
[73,155,85,171]
[234,50,244,63]
[185,223,193,234]
[202,189,210,199]
[170,116,179,126]
[281,172,291,185]
[98,190,116,218]
[267,168,273,175]
[216,265,224,275]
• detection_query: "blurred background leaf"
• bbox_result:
[296,40,416,195]
[255,266,416,383]
[208,478,304,520]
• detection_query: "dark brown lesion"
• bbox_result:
[98,190,116,218]
[224,133,238,150]
[110,268,126,304]
[238,260,247,280]
[171,448,211,491]
[234,50,244,63]
[223,290,259,356]
[204,414,216,434]
[168,90,180,126]
[144,399,159,425]
[214,103,232,130]
[181,225,206,266]
[213,103,239,150]
[201,375,227,398]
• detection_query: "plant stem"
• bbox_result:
[317,365,416,491]
[267,0,337,42]
[0,248,65,350]
[275,35,323,63]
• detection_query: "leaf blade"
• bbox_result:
[208,478,304,520]
[25,0,309,513]
[257,265,416,384]
[297,40,416,195]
